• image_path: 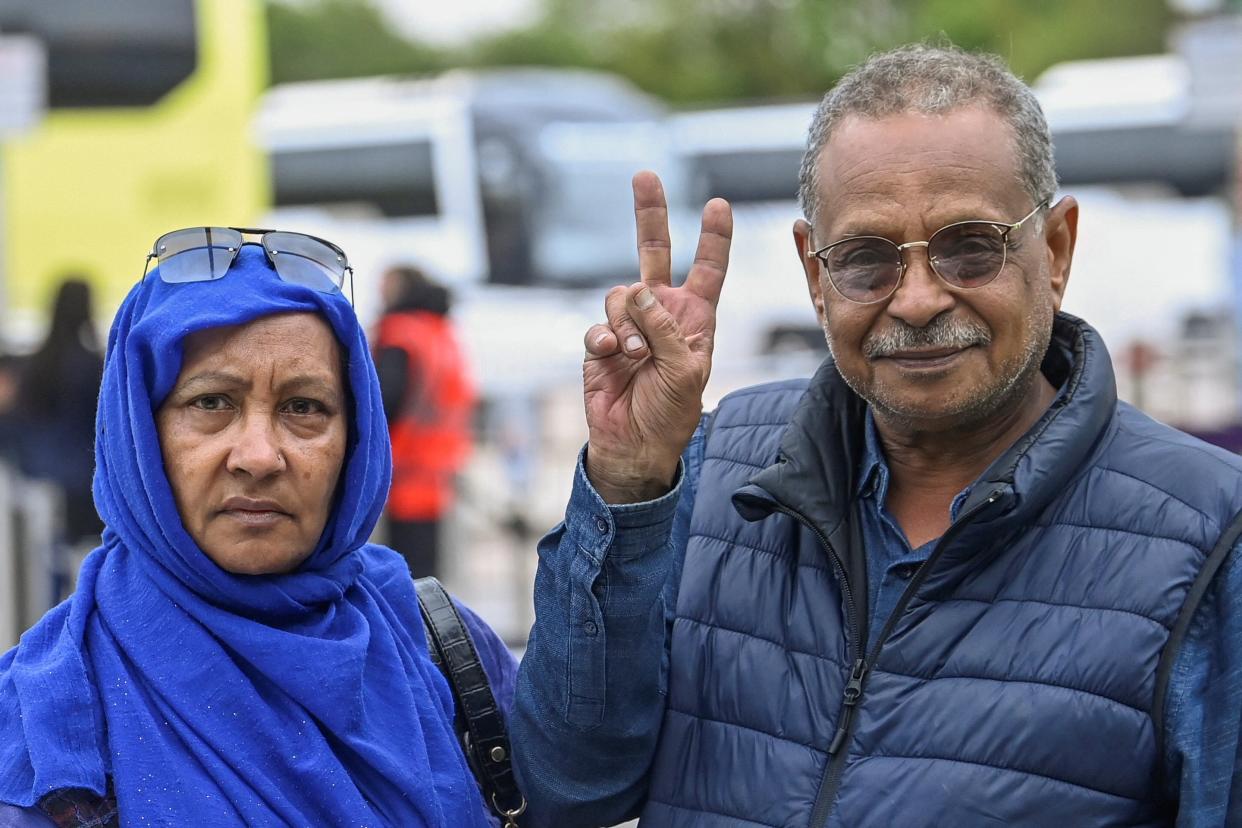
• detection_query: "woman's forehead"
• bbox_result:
[178,312,343,380]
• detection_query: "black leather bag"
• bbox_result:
[414,577,527,827]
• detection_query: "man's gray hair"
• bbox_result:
[797,43,1057,221]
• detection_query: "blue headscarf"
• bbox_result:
[0,246,491,826]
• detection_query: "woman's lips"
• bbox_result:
[221,509,289,526]
[218,497,291,526]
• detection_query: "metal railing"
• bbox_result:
[0,461,84,650]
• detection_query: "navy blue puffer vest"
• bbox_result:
[640,315,1242,827]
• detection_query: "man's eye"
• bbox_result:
[192,395,231,412]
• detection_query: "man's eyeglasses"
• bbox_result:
[805,202,1047,305]
[144,227,354,298]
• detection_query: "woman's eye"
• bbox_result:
[192,395,231,412]
[284,398,324,416]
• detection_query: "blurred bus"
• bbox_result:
[671,102,825,391]
[0,0,268,333]
[255,69,695,328]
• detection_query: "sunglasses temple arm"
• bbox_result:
[142,253,155,280]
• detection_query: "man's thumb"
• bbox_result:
[626,285,685,357]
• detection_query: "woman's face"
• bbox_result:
[156,312,348,575]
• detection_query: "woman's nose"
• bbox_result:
[226,414,286,479]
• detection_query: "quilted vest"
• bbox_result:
[640,315,1242,827]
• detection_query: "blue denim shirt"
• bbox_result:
[512,433,1242,827]
[857,409,974,642]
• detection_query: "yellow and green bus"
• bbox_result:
[0,0,268,331]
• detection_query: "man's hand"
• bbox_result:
[582,171,733,504]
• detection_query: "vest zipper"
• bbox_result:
[768,505,865,828]
[826,657,867,755]
[781,488,1004,828]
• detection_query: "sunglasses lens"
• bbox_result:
[929,223,1005,287]
[825,238,901,303]
[153,228,241,284]
[263,232,346,293]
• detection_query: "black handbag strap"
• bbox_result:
[414,576,527,826]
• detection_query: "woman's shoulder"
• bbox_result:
[0,786,118,828]
[356,544,518,706]
[0,803,53,828]
[35,788,117,828]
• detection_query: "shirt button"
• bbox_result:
[583,620,598,636]
[894,563,918,580]
[595,516,609,534]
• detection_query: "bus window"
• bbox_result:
[2,0,264,318]
[671,103,814,205]
[0,0,196,108]
[690,147,804,204]
[271,141,439,218]
[477,136,537,286]
[526,120,690,286]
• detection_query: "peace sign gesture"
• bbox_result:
[582,171,733,504]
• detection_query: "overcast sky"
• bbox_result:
[371,0,540,44]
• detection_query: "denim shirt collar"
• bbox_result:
[856,408,975,525]
[856,408,886,501]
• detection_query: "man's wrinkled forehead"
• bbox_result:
[809,107,1027,225]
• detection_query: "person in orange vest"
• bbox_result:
[373,265,476,578]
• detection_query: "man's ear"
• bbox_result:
[793,218,827,322]
[1043,196,1078,311]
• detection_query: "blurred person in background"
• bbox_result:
[15,277,104,543]
[0,233,523,827]
[0,353,29,466]
[513,44,1242,826]
[373,265,476,578]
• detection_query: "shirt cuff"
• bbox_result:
[566,445,683,560]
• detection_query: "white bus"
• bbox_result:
[255,68,694,332]
[671,102,826,394]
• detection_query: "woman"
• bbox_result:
[13,277,104,541]
[0,232,518,827]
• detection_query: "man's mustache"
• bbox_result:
[863,316,992,359]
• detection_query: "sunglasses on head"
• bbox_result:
[144,227,354,299]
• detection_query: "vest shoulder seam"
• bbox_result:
[1092,464,1224,535]
[1115,414,1242,477]
[687,531,832,573]
[940,596,1172,632]
[702,453,770,471]
[676,615,845,667]
[875,666,1151,717]
[716,380,809,404]
[666,705,824,754]
[859,752,1146,802]
[713,420,798,430]
[1031,518,1204,549]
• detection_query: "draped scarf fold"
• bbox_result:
[0,247,490,827]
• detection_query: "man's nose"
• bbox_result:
[885,244,956,328]
[226,413,286,479]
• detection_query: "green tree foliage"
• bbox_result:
[266,0,1173,104]
[266,0,446,84]
[900,0,1173,83]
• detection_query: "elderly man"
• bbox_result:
[512,44,1242,827]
